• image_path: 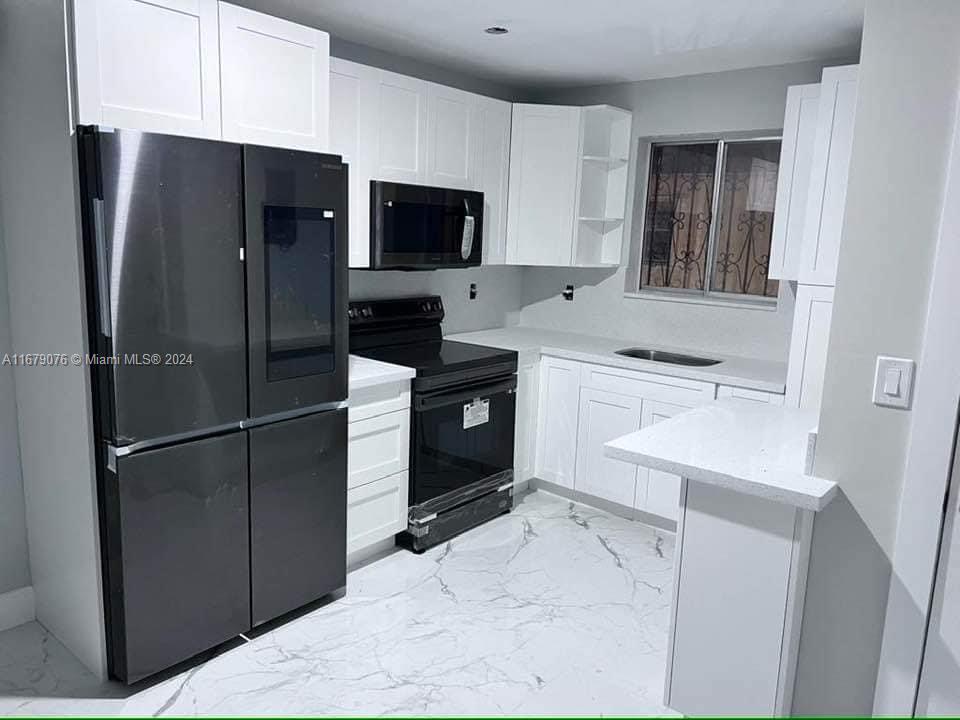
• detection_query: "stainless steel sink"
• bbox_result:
[615,347,722,367]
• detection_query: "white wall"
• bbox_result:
[791,1,960,713]
[0,225,29,597]
[0,0,106,677]
[515,60,852,361]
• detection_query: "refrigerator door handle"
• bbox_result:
[92,198,112,338]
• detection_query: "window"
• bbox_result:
[638,136,781,301]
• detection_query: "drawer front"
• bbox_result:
[348,409,410,489]
[716,385,785,406]
[347,470,408,554]
[579,361,715,407]
[348,381,411,423]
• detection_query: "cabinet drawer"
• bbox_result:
[716,386,786,406]
[579,362,714,407]
[347,470,408,554]
[348,409,409,489]
[349,381,411,423]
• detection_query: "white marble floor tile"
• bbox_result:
[0,491,676,717]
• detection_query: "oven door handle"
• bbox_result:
[413,376,517,412]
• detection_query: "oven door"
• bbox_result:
[244,145,348,418]
[410,375,516,508]
[371,181,483,269]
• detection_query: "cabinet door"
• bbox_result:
[768,83,820,281]
[785,284,835,410]
[425,84,481,190]
[514,357,540,485]
[534,357,581,488]
[637,400,689,521]
[798,65,859,286]
[73,0,221,138]
[375,71,428,183]
[347,470,408,555]
[574,388,643,507]
[219,2,329,152]
[506,104,582,266]
[330,58,378,268]
[479,97,513,265]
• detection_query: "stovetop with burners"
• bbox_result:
[348,296,517,389]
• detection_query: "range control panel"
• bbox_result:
[347,295,445,326]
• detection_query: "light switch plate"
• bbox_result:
[873,356,915,409]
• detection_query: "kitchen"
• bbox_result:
[1,0,960,716]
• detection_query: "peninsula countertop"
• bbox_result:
[604,398,837,511]
[446,327,787,394]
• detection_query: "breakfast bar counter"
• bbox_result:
[605,399,838,717]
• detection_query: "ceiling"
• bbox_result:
[239,0,864,89]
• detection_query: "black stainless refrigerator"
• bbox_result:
[76,127,348,684]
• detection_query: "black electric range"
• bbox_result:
[349,296,518,552]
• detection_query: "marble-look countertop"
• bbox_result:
[447,327,787,394]
[604,399,837,511]
[349,354,415,393]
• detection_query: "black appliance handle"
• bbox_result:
[414,376,517,413]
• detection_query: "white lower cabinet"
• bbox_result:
[716,385,786,405]
[574,388,643,507]
[513,354,540,486]
[534,357,581,488]
[347,471,408,555]
[534,356,714,522]
[347,380,411,557]
[636,400,688,521]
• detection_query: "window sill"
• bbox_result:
[623,290,779,312]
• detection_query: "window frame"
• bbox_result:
[632,131,783,307]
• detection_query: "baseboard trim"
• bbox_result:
[0,585,35,633]
[528,478,678,533]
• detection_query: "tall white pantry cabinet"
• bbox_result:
[770,64,860,412]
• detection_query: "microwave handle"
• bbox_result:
[414,376,517,412]
[461,198,475,260]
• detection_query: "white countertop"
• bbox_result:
[604,399,837,511]
[447,327,787,393]
[348,354,415,392]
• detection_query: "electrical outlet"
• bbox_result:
[562,284,574,301]
[469,282,477,300]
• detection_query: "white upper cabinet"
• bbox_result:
[798,64,859,286]
[506,104,582,265]
[506,104,632,267]
[425,84,481,189]
[329,58,378,268]
[218,3,330,152]
[73,0,222,138]
[478,97,512,265]
[374,71,429,183]
[768,83,820,281]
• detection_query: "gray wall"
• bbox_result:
[515,59,853,361]
[0,0,106,675]
[0,221,29,596]
[350,266,523,335]
[792,1,960,713]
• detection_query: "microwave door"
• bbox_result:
[243,145,348,418]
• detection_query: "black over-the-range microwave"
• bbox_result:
[369,180,484,270]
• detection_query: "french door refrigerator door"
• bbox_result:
[104,432,249,684]
[243,145,348,418]
[77,127,247,447]
[249,409,347,626]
